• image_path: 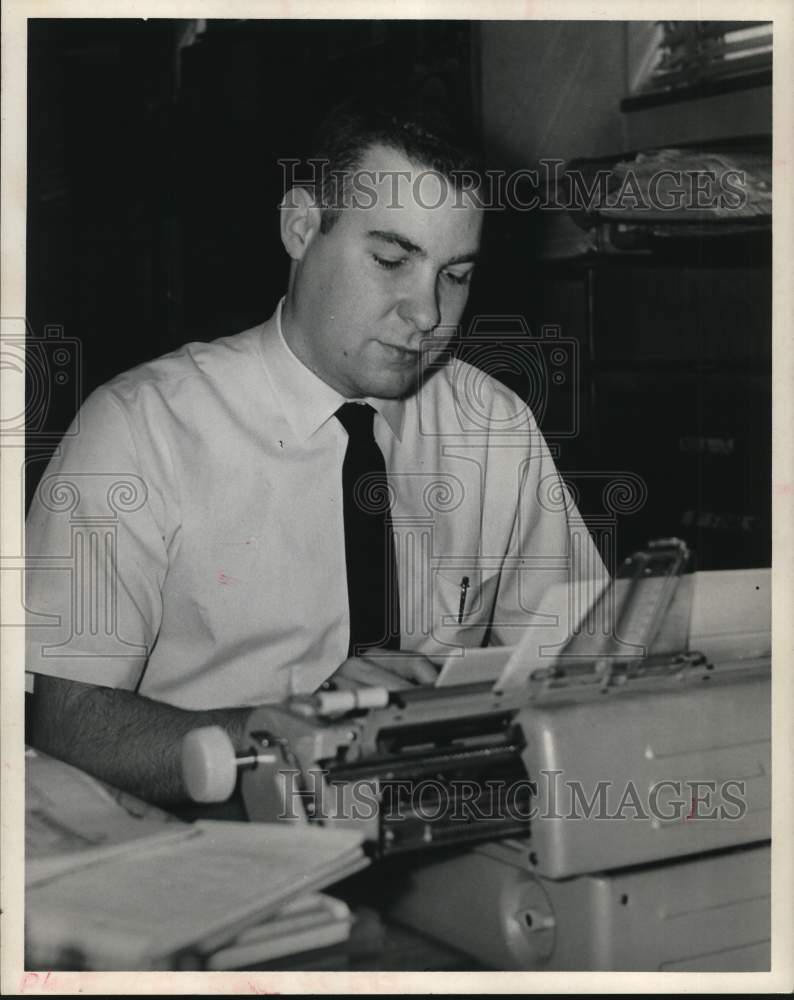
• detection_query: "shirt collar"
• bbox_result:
[259,299,405,443]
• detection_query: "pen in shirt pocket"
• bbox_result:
[457,576,470,624]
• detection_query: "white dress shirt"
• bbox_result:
[25,301,606,708]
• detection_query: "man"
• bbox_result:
[26,99,605,805]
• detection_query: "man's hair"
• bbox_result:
[307,97,484,233]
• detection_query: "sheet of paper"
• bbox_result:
[435,575,615,691]
[493,575,612,692]
[688,568,771,661]
[206,892,352,970]
[434,646,513,687]
[26,751,186,886]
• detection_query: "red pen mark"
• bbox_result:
[19,971,56,993]
[686,798,697,820]
[247,982,279,995]
[217,571,241,586]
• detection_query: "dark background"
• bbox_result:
[26,19,772,570]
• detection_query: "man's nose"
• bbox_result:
[398,275,440,336]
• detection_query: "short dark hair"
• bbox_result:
[307,97,484,233]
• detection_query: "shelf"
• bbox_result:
[621,69,772,113]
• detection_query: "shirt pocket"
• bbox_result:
[423,567,500,651]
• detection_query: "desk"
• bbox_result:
[250,905,487,972]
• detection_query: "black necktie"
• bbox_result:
[335,403,400,655]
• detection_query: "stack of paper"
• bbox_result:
[25,752,368,970]
[206,892,353,970]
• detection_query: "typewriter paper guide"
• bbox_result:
[434,567,770,690]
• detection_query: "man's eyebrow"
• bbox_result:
[444,250,479,267]
[367,230,425,256]
[366,230,479,267]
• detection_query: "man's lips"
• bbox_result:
[378,342,421,363]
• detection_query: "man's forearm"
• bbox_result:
[28,675,254,806]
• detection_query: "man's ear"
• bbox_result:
[280,186,323,261]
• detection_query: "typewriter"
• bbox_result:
[181,540,771,970]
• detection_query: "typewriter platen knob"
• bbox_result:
[181,725,238,803]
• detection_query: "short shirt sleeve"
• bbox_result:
[26,387,169,691]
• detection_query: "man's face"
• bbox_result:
[283,144,483,399]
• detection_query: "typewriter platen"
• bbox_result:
[184,677,534,855]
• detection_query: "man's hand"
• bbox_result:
[325,650,440,691]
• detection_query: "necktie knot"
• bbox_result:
[335,402,375,440]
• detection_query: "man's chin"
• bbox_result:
[384,378,430,401]
[355,357,445,400]
[361,371,422,400]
